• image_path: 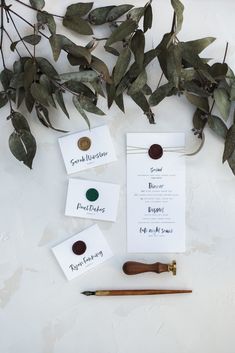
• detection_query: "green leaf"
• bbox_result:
[106,5,134,22]
[214,88,231,121]
[9,130,36,169]
[63,43,91,64]
[30,82,49,106]
[37,11,56,35]
[88,6,115,25]
[24,58,37,90]
[149,82,174,106]
[36,57,59,78]
[23,34,41,45]
[113,47,131,86]
[63,16,93,35]
[208,115,228,139]
[90,56,112,84]
[29,0,45,10]
[127,7,145,22]
[0,92,8,108]
[223,124,235,163]
[35,104,67,132]
[185,92,209,113]
[65,2,93,17]
[143,4,152,32]
[171,0,184,35]
[79,95,105,115]
[72,95,90,128]
[181,37,216,55]
[10,112,30,132]
[128,70,147,96]
[131,30,145,71]
[106,19,138,46]
[60,70,98,82]
[0,69,13,90]
[55,89,70,118]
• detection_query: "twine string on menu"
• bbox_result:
[127,144,185,160]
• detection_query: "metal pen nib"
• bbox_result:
[81,291,96,296]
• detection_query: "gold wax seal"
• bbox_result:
[77,137,91,151]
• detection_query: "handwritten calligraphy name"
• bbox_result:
[77,203,105,213]
[70,151,108,166]
[69,250,104,271]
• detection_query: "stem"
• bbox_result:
[170,12,176,33]
[157,71,164,89]
[0,0,6,68]
[6,9,33,57]
[3,27,21,57]
[53,80,82,98]
[13,0,63,18]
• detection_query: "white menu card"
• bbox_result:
[127,133,185,253]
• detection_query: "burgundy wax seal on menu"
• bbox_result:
[72,240,87,255]
[148,144,163,160]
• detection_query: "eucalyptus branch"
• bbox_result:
[3,27,21,57]
[6,8,33,57]
[13,0,64,18]
[0,0,6,68]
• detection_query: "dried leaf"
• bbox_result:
[91,79,105,97]
[131,30,145,71]
[0,69,13,90]
[11,112,30,132]
[128,70,147,96]
[72,95,90,128]
[30,0,45,10]
[63,43,91,64]
[208,115,228,139]
[183,81,210,97]
[214,88,231,121]
[37,11,56,34]
[55,89,70,118]
[49,34,62,61]
[65,2,93,17]
[223,124,235,162]
[149,82,174,106]
[171,0,184,35]
[88,6,115,25]
[9,130,36,169]
[106,82,116,108]
[0,91,8,108]
[115,94,125,112]
[104,46,119,56]
[228,149,235,175]
[181,37,216,55]
[143,4,152,32]
[60,70,98,82]
[24,59,37,90]
[185,92,209,113]
[106,5,134,22]
[64,80,97,101]
[79,95,105,115]
[127,7,145,22]
[106,19,138,46]
[30,82,49,106]
[23,34,41,45]
[193,109,207,130]
[36,57,59,79]
[25,89,35,112]
[166,44,182,88]
[142,84,152,95]
[114,47,131,86]
[63,16,93,35]
[90,56,112,84]
[130,91,154,123]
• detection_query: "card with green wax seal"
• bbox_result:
[65,178,120,222]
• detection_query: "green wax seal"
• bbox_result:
[86,188,99,202]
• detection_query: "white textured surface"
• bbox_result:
[1,1,235,352]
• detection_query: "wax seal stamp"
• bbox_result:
[122,260,177,276]
[86,188,99,202]
[72,240,87,255]
[148,144,163,160]
[77,137,91,151]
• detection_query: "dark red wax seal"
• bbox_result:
[72,240,87,255]
[148,144,163,160]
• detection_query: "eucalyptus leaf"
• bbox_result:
[88,6,115,25]
[214,88,231,121]
[208,115,228,139]
[24,59,37,90]
[63,44,91,64]
[130,91,154,123]
[25,89,35,112]
[223,124,235,163]
[166,44,182,88]
[104,46,119,56]
[106,5,134,22]
[64,80,97,101]
[106,82,116,109]
[185,92,209,113]
[79,95,105,115]
[181,37,216,55]
[228,149,235,175]
[192,109,207,130]
[90,56,112,84]
[114,47,131,86]
[29,0,45,10]
[36,57,59,79]
[106,19,137,46]
[63,16,93,35]
[55,89,70,118]
[11,112,30,132]
[67,54,88,66]
[183,81,210,97]
[91,79,105,97]
[60,70,98,82]
[17,87,25,108]
[142,84,152,95]
[131,30,145,71]
[143,4,152,32]
[171,0,184,36]
[115,94,125,112]
[49,34,62,61]
[9,130,36,169]
[149,82,174,106]
[0,69,13,90]
[65,2,93,17]
[37,11,56,34]
[127,7,145,22]
[72,95,90,128]
[30,82,49,106]
[128,70,147,96]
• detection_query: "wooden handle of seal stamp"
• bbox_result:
[122,261,176,276]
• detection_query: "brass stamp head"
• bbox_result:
[168,260,177,275]
[77,136,91,151]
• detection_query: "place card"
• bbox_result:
[58,125,116,174]
[65,178,120,222]
[127,132,185,253]
[52,224,113,280]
